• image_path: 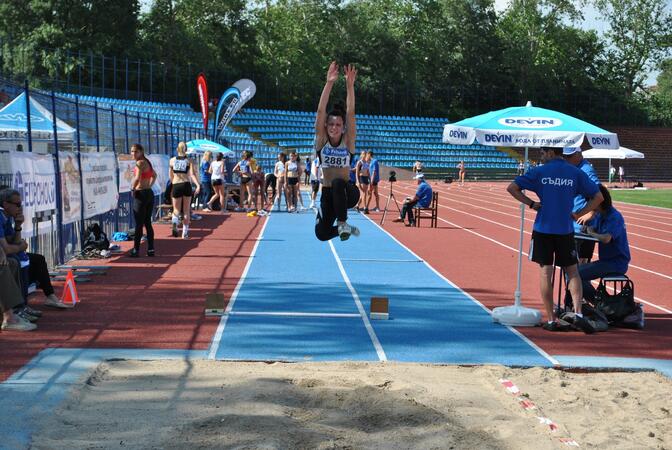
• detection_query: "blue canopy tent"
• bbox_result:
[0,92,76,142]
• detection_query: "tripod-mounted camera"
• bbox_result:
[380,171,401,225]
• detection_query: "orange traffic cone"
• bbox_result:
[61,270,79,306]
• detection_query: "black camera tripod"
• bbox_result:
[380,178,401,225]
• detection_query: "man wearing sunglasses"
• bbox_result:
[0,189,72,322]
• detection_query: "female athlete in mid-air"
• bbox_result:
[313,61,360,241]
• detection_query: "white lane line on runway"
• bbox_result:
[360,213,559,366]
[227,311,361,318]
[207,216,271,360]
[328,240,388,362]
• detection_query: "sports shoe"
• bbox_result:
[203,207,212,212]
[566,314,596,334]
[129,248,139,258]
[372,207,380,212]
[171,223,178,237]
[24,306,42,318]
[16,308,39,323]
[392,217,404,223]
[542,321,560,331]
[45,294,74,309]
[147,249,155,257]
[350,225,360,237]
[338,222,352,241]
[1,317,37,331]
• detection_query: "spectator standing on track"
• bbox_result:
[563,147,600,264]
[457,160,466,186]
[271,152,287,211]
[393,173,432,227]
[0,188,72,313]
[412,160,424,176]
[169,142,201,239]
[356,150,371,214]
[577,185,631,302]
[309,154,322,209]
[618,165,625,183]
[518,161,525,176]
[506,147,604,330]
[129,144,157,257]
[207,152,227,213]
[1,248,36,331]
[313,61,360,241]
[233,151,253,211]
[285,151,301,212]
[609,165,616,184]
[367,151,381,212]
[251,159,266,213]
[199,150,213,210]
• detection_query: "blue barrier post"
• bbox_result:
[111,106,119,231]
[136,112,141,144]
[24,80,33,153]
[94,101,100,152]
[146,116,151,153]
[124,109,129,152]
[51,92,65,265]
[75,97,85,242]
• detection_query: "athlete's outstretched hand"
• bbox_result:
[326,61,339,83]
[344,64,357,87]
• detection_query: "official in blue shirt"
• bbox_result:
[507,147,604,329]
[578,185,631,302]
[563,147,600,262]
[394,173,433,226]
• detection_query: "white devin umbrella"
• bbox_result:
[443,101,619,326]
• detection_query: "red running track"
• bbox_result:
[377,180,672,360]
[0,213,264,382]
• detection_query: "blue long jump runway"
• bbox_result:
[211,197,553,367]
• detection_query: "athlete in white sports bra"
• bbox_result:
[313,61,360,241]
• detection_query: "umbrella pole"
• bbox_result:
[491,146,541,327]
[513,146,528,307]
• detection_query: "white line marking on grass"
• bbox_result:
[207,216,272,360]
[228,311,361,318]
[361,214,558,366]
[328,240,387,362]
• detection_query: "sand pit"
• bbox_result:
[31,360,671,449]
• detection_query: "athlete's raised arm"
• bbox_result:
[344,64,357,152]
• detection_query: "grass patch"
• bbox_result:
[610,189,672,209]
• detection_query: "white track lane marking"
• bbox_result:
[360,214,558,366]
[328,240,387,361]
[207,216,272,360]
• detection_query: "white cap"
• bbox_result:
[562,147,581,156]
[414,173,425,180]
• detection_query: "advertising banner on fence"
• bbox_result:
[59,151,82,224]
[148,154,170,196]
[8,150,56,237]
[80,152,118,219]
[117,154,135,193]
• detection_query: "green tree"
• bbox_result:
[594,0,672,95]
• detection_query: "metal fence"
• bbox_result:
[0,78,206,269]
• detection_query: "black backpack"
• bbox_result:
[83,223,110,252]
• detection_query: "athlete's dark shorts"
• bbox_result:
[212,179,223,186]
[171,181,193,198]
[287,177,299,186]
[310,180,320,193]
[576,238,596,260]
[240,176,251,184]
[530,231,577,267]
[371,179,379,186]
[358,176,370,185]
